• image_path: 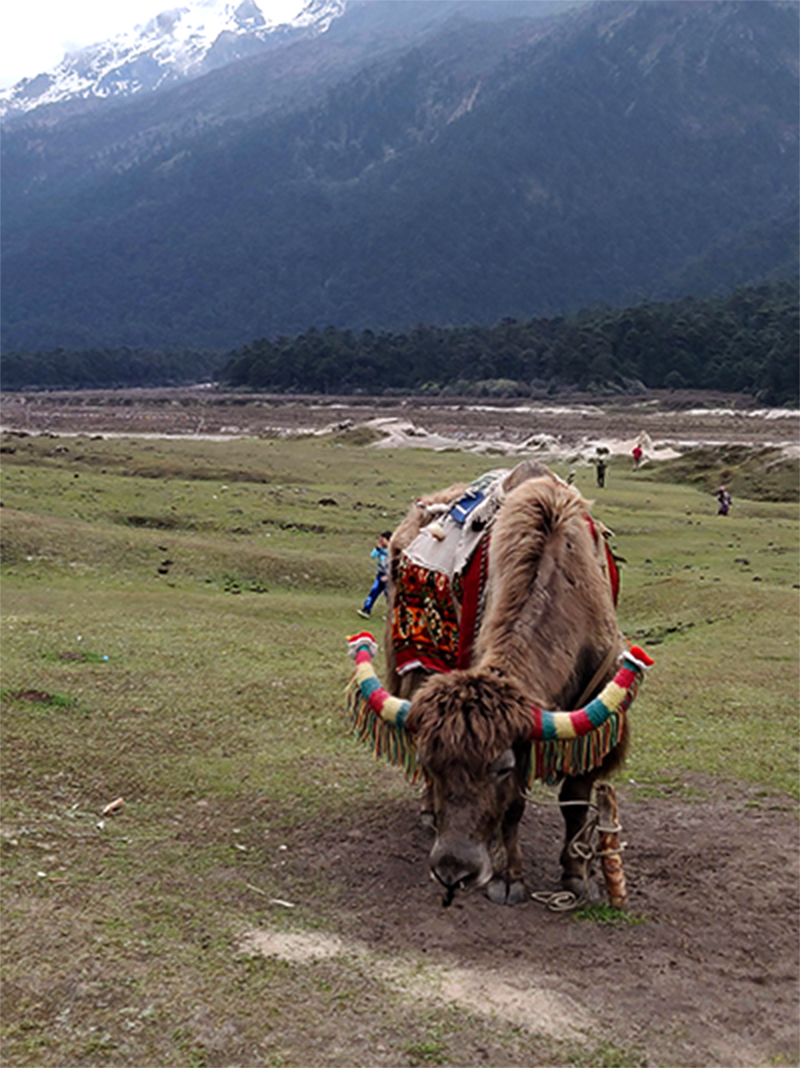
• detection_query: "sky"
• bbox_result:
[0,1,167,88]
[0,0,306,89]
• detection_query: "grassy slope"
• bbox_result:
[1,435,797,1067]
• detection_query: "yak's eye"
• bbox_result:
[489,749,515,780]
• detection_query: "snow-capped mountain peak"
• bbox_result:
[1,0,345,116]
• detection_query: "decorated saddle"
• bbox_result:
[391,464,620,678]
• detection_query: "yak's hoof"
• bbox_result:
[487,877,527,905]
[487,877,507,904]
[561,873,592,902]
[507,879,527,905]
[420,810,435,831]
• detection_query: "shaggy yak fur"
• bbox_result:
[386,464,627,905]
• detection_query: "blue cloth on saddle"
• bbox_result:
[449,491,485,525]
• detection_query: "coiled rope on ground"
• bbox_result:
[525,795,626,912]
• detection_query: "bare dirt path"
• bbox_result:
[254,776,798,1067]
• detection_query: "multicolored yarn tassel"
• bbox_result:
[345,632,653,788]
[529,646,654,785]
[345,633,421,782]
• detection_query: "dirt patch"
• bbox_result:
[433,966,590,1043]
[239,926,591,1043]
[238,929,345,964]
[7,689,56,703]
[258,778,798,1067]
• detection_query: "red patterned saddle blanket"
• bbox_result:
[391,476,619,678]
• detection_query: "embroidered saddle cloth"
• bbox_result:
[391,464,619,677]
[391,466,520,676]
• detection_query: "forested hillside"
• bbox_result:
[5,282,795,405]
[219,282,798,404]
[2,0,797,353]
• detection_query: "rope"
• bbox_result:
[525,794,626,912]
[531,889,583,912]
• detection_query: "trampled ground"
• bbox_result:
[295,777,799,1068]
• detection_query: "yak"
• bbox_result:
[346,462,652,906]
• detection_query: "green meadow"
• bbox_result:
[1,430,797,1067]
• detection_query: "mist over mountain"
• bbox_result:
[2,0,797,355]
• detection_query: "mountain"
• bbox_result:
[1,0,797,355]
[0,0,346,117]
[0,0,574,121]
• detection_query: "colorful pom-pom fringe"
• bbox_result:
[345,633,652,788]
[345,634,420,783]
[529,646,651,785]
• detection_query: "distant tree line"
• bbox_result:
[219,282,798,405]
[3,281,797,404]
[1,347,221,391]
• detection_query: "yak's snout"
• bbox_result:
[430,836,493,897]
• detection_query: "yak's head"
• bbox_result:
[406,671,532,897]
[346,633,651,902]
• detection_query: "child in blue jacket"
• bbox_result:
[358,531,392,618]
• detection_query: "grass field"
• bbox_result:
[1,431,797,1067]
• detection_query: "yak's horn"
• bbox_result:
[529,646,653,784]
[344,633,653,786]
[529,646,653,742]
[346,632,413,728]
[345,632,418,780]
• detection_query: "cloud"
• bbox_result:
[0,1,166,88]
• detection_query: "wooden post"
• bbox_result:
[596,783,628,910]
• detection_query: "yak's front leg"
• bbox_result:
[558,773,596,900]
[487,794,527,905]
